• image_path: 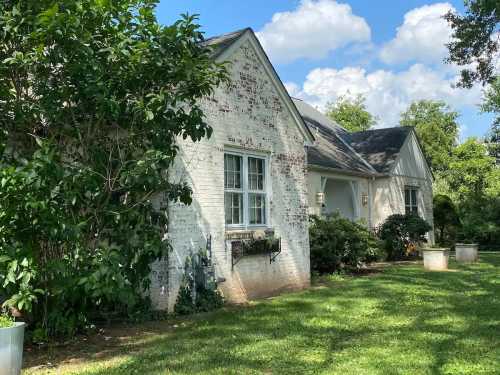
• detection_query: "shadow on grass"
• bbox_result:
[24,254,500,375]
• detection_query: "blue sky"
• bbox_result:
[156,0,494,140]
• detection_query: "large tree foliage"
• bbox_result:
[400,100,459,173]
[433,195,460,245]
[445,0,500,87]
[448,138,497,200]
[482,79,500,162]
[0,0,227,336]
[445,139,500,244]
[326,94,376,132]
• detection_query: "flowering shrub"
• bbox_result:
[377,214,432,260]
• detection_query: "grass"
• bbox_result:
[24,253,500,375]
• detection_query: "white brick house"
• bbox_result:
[150,28,434,311]
[150,29,314,311]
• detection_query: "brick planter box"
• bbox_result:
[455,243,479,263]
[422,248,449,271]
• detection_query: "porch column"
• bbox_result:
[349,181,360,221]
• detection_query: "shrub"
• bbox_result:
[378,214,432,260]
[309,214,381,274]
[0,313,13,328]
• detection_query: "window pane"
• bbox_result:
[405,187,418,215]
[249,193,266,225]
[411,189,417,206]
[224,154,242,189]
[225,192,243,225]
[405,189,410,206]
[248,157,265,191]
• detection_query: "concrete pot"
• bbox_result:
[422,248,449,271]
[455,243,479,263]
[0,322,25,375]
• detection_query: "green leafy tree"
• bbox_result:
[326,94,376,132]
[433,195,460,245]
[447,139,500,245]
[445,0,500,87]
[448,138,496,200]
[482,78,500,163]
[400,100,459,173]
[0,0,227,336]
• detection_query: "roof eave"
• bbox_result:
[308,163,386,178]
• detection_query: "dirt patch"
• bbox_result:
[23,320,181,370]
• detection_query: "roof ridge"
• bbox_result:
[202,27,252,43]
[350,125,412,136]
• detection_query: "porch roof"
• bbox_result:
[293,99,412,176]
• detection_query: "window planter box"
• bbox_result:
[455,243,479,263]
[422,248,449,271]
[0,322,25,375]
[229,230,281,269]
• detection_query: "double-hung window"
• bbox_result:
[404,186,418,215]
[224,152,267,228]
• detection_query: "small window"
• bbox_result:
[224,152,268,227]
[405,186,418,215]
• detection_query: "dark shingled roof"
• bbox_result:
[201,28,249,58]
[293,99,376,175]
[345,127,413,173]
[293,99,412,175]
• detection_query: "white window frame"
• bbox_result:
[224,149,271,230]
[404,186,419,215]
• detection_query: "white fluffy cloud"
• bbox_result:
[380,3,455,65]
[289,64,482,128]
[256,0,371,63]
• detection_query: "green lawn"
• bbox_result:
[25,253,500,375]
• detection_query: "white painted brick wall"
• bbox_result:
[150,40,310,311]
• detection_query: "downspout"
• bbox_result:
[368,177,374,230]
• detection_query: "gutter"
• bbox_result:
[308,164,386,179]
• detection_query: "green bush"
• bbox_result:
[457,197,500,247]
[0,313,13,328]
[309,214,381,274]
[378,214,432,260]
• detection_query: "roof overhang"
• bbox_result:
[308,163,386,179]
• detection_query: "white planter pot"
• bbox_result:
[422,248,449,271]
[455,243,479,263]
[0,322,25,375]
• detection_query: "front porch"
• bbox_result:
[311,173,370,224]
